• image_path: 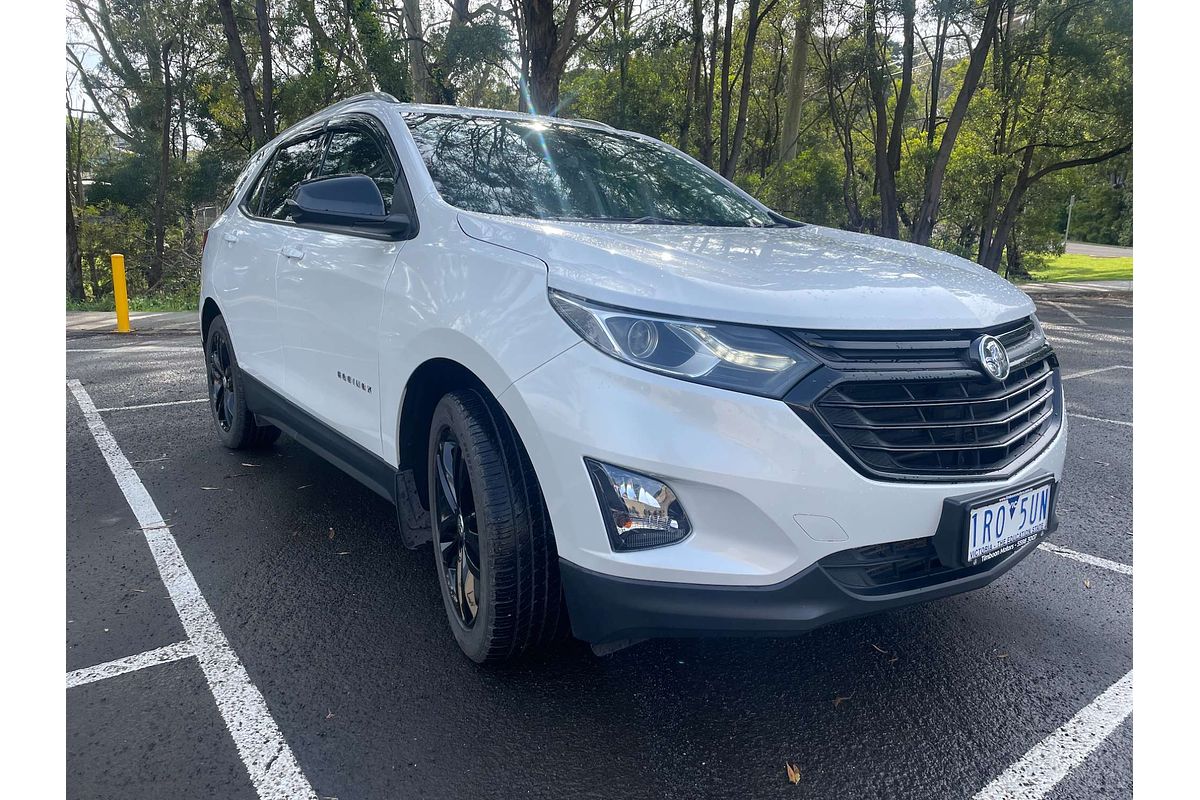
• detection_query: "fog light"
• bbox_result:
[584,459,691,551]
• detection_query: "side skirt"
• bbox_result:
[238,370,434,548]
[239,371,398,503]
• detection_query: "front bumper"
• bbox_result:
[561,534,1048,644]
[500,342,1068,587]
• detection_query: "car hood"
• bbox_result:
[455,212,1035,330]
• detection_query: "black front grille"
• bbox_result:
[819,536,1012,595]
[812,356,1060,479]
[789,316,1042,371]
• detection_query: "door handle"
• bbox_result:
[281,246,305,260]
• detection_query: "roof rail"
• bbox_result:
[570,117,616,130]
[326,91,400,111]
[269,92,400,146]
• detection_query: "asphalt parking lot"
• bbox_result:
[65,283,1132,800]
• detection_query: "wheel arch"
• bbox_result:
[396,357,511,512]
[201,297,222,345]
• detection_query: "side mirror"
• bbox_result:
[286,175,411,238]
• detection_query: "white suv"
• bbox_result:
[201,93,1066,662]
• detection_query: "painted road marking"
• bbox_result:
[95,398,208,412]
[972,670,1132,800]
[1038,542,1133,576]
[67,345,198,353]
[1047,301,1087,326]
[67,640,195,689]
[67,379,318,800]
[1069,412,1132,428]
[1061,365,1132,381]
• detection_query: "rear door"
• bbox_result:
[275,114,413,457]
[216,130,325,390]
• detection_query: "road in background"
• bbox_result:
[1064,242,1133,259]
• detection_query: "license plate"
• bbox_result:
[966,481,1054,565]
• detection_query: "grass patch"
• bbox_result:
[1025,253,1133,283]
[67,290,198,313]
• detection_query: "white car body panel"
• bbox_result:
[201,97,1066,593]
[276,227,403,456]
[456,213,1035,330]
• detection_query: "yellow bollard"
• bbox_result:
[110,253,131,333]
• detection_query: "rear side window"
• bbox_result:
[259,135,325,220]
[319,129,395,212]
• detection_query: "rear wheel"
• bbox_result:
[428,389,566,663]
[205,316,280,450]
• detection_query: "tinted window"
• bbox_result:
[260,135,324,220]
[319,129,395,212]
[403,113,775,226]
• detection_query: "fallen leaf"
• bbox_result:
[328,528,336,540]
[832,693,853,708]
[1084,579,1092,589]
[997,652,1009,659]
[325,710,335,720]
[785,762,801,785]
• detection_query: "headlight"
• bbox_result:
[549,289,818,397]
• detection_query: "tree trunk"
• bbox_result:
[218,0,267,149]
[864,0,902,237]
[925,11,948,143]
[519,0,581,115]
[150,42,172,290]
[910,0,1004,245]
[679,0,705,152]
[698,0,720,167]
[718,0,734,171]
[402,0,434,103]
[777,0,812,164]
[725,0,768,179]
[66,171,85,302]
[255,0,275,140]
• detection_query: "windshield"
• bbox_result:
[403,113,780,227]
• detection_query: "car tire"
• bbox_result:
[205,315,281,450]
[427,389,567,663]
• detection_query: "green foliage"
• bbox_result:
[67,0,1134,310]
[743,149,847,227]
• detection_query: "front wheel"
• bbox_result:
[205,315,280,450]
[428,390,566,663]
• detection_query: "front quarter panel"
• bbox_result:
[377,193,579,465]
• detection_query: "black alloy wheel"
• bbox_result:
[426,390,568,663]
[433,429,482,628]
[203,315,280,450]
[208,327,237,433]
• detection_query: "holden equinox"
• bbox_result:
[200,94,1065,662]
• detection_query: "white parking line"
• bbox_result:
[1068,412,1132,428]
[67,640,195,689]
[1047,301,1088,326]
[67,379,318,800]
[972,670,1133,800]
[67,345,198,353]
[95,398,208,412]
[1038,542,1133,576]
[1061,365,1132,381]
